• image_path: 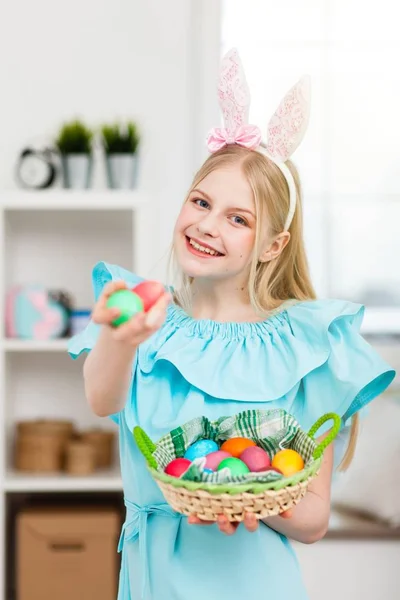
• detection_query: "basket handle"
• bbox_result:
[308,413,341,460]
[133,426,158,469]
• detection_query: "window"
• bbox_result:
[222,1,400,322]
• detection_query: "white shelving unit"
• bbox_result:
[4,468,122,493]
[0,190,144,210]
[0,189,155,598]
[2,339,70,352]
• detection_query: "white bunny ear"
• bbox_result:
[217,48,251,137]
[266,75,311,162]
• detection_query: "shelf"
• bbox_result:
[2,339,70,352]
[0,190,146,210]
[4,468,122,492]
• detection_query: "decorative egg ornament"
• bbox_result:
[204,450,232,471]
[217,457,250,476]
[240,446,271,472]
[271,449,304,477]
[164,458,191,478]
[106,289,144,326]
[220,437,256,458]
[132,281,165,312]
[184,439,219,461]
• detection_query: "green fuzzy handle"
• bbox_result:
[133,426,158,469]
[308,413,341,460]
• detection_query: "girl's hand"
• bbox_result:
[91,280,171,346]
[188,509,292,535]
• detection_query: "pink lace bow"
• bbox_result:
[206,124,262,153]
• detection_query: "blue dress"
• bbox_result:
[68,262,395,600]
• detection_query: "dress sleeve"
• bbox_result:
[67,261,144,424]
[289,300,396,468]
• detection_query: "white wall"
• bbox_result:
[0,0,201,278]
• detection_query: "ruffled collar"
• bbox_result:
[165,299,300,341]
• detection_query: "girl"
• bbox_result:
[68,49,395,600]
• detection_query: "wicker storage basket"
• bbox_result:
[14,420,75,472]
[81,429,115,468]
[134,410,340,522]
[65,441,96,475]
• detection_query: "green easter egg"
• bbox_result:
[217,457,250,476]
[106,289,144,326]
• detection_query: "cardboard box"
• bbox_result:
[16,507,120,600]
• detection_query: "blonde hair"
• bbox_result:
[169,145,357,469]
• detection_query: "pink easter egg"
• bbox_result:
[204,450,232,471]
[240,446,271,472]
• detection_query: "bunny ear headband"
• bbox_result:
[206,48,311,231]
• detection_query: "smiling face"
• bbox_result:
[173,164,258,286]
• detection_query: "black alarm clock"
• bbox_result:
[15,146,58,189]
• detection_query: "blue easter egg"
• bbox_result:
[184,439,219,461]
[203,468,213,474]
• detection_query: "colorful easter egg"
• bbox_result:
[271,449,304,477]
[106,289,144,326]
[132,280,165,312]
[184,439,219,461]
[164,458,191,477]
[220,437,256,458]
[204,450,232,471]
[240,446,271,472]
[5,285,70,340]
[217,457,250,476]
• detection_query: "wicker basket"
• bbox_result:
[14,419,75,472]
[134,412,341,522]
[16,419,74,438]
[65,440,96,475]
[81,429,115,468]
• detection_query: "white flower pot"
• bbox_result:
[105,154,138,189]
[61,154,93,189]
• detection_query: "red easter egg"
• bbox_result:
[132,281,165,312]
[164,458,191,477]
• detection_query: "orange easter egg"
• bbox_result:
[220,437,256,458]
[271,449,304,477]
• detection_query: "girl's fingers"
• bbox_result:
[188,513,259,535]
[280,509,293,519]
[93,289,171,340]
[144,292,172,328]
[91,307,120,325]
[113,292,171,337]
[91,281,127,323]
[112,311,147,341]
[243,512,259,532]
[217,515,239,535]
[100,280,128,303]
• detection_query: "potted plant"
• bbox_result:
[55,120,94,189]
[101,121,140,189]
